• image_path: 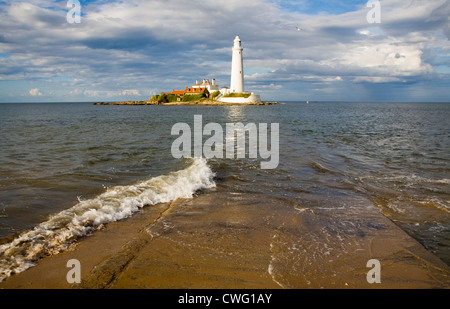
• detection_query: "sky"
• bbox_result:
[0,0,449,102]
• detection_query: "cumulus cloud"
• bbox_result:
[353,76,404,83]
[0,0,449,101]
[121,89,140,96]
[83,89,141,98]
[29,88,42,96]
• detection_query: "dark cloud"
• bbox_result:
[318,26,362,42]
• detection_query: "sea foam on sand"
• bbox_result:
[0,158,215,282]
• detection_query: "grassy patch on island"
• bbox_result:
[222,93,251,98]
[182,94,205,102]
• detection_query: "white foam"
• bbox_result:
[417,198,450,214]
[0,157,215,282]
[360,174,450,186]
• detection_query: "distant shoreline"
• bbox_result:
[94,99,278,106]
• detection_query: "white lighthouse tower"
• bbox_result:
[218,35,261,104]
[230,35,244,93]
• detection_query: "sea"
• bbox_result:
[0,101,449,282]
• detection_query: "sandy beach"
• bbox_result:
[1,185,449,289]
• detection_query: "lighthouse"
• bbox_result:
[218,36,261,104]
[230,35,244,93]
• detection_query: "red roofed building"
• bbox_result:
[184,86,206,94]
[166,89,186,95]
[161,79,219,97]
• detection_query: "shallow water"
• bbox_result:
[0,102,449,281]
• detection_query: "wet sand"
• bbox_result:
[1,187,449,289]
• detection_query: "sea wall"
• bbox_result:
[218,93,262,104]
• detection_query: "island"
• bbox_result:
[95,36,277,106]
[94,100,278,106]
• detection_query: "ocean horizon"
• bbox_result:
[1,100,450,104]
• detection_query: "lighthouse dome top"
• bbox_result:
[233,35,242,48]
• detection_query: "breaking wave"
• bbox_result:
[0,158,215,282]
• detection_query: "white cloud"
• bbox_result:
[259,83,283,89]
[83,89,141,98]
[301,75,344,82]
[335,39,433,77]
[29,88,42,96]
[353,76,404,83]
[83,90,102,97]
[121,89,140,96]
[8,2,62,28]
